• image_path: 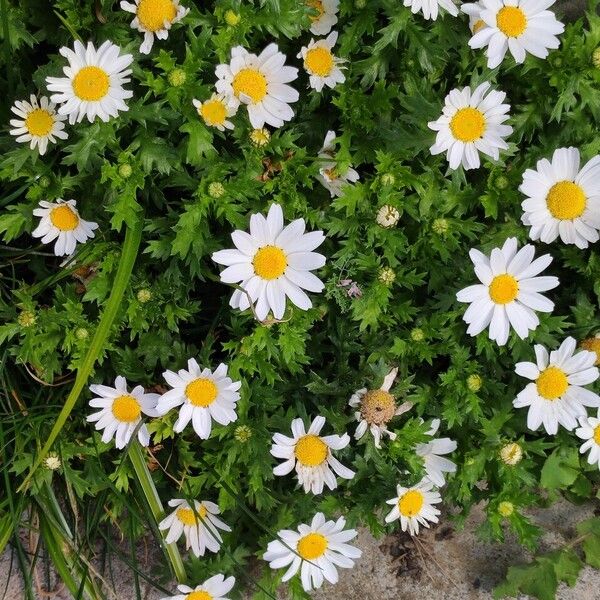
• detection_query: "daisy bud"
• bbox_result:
[494,174,509,190]
[250,127,271,147]
[410,328,425,342]
[467,374,482,392]
[580,335,600,366]
[137,288,152,303]
[44,454,62,471]
[167,68,187,87]
[208,182,225,198]
[499,442,523,466]
[224,9,241,25]
[498,501,514,517]
[75,327,89,340]
[38,176,51,189]
[234,424,252,442]
[593,47,600,68]
[18,310,36,328]
[376,204,400,228]
[378,267,396,286]
[551,56,563,68]
[381,173,395,186]
[432,218,449,235]
[355,0,366,7]
[118,163,133,179]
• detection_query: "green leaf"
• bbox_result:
[540,447,580,490]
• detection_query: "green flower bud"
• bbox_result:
[224,9,241,25]
[44,454,61,471]
[137,289,152,303]
[593,47,600,68]
[234,425,252,442]
[432,218,449,235]
[378,267,396,286]
[410,328,425,342]
[381,173,395,186]
[75,327,89,340]
[467,374,482,392]
[498,501,514,517]
[38,175,51,189]
[499,442,523,466]
[118,163,133,179]
[495,175,509,190]
[208,182,225,198]
[18,310,36,328]
[167,68,187,87]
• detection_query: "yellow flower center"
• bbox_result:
[307,0,324,21]
[187,592,212,600]
[546,181,586,220]
[137,0,177,31]
[185,378,218,407]
[50,205,79,231]
[304,47,334,77]
[252,245,287,280]
[472,18,486,34]
[250,128,270,146]
[294,434,328,467]
[594,425,600,445]
[72,66,110,101]
[232,68,268,104]
[496,6,527,37]
[449,108,486,142]
[360,389,396,426]
[25,108,54,136]
[199,99,227,126]
[488,274,519,304]
[536,366,568,400]
[111,395,142,423]
[176,505,207,526]
[398,490,424,517]
[297,532,328,559]
[581,337,600,366]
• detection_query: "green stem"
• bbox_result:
[19,215,144,492]
[128,442,187,583]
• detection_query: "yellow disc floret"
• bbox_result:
[25,109,54,136]
[360,389,396,426]
[304,47,334,77]
[488,274,519,304]
[496,6,527,37]
[472,19,486,34]
[295,434,328,466]
[581,337,600,366]
[50,205,79,231]
[185,378,218,407]
[112,395,142,423]
[546,181,586,220]
[72,66,110,101]
[232,68,268,103]
[176,505,207,526]
[297,532,328,559]
[188,592,212,600]
[536,366,568,400]
[252,246,287,280]
[137,0,177,31]
[449,108,486,142]
[398,490,424,517]
[199,99,227,126]
[594,425,600,445]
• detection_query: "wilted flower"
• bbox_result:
[338,279,362,298]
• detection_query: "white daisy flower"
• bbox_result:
[520,147,600,249]
[9,95,68,155]
[120,0,189,55]
[263,512,361,592]
[159,499,231,557]
[575,409,600,469]
[211,203,326,321]
[307,0,338,35]
[463,1,488,33]
[46,40,133,124]
[159,575,235,600]
[317,130,360,197]
[156,359,241,439]
[428,82,512,171]
[215,44,298,129]
[86,376,159,449]
[404,0,458,20]
[348,368,413,449]
[384,478,442,536]
[31,199,99,257]
[463,0,564,69]
[192,93,237,131]
[456,237,559,346]
[514,337,600,434]
[415,419,457,487]
[270,415,355,495]
[297,31,345,92]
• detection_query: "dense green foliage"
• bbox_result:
[1,0,600,598]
